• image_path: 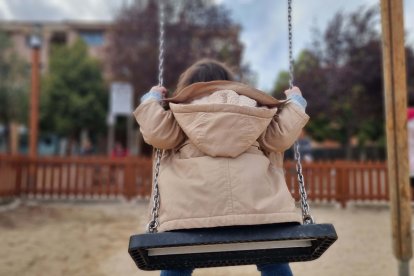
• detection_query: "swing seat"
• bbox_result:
[128,222,337,271]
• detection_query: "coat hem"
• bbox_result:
[158,212,302,232]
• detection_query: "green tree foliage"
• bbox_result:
[273,6,414,158]
[40,40,107,141]
[0,31,29,125]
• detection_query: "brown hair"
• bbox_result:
[175,59,235,93]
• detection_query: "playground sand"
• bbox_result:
[0,200,411,276]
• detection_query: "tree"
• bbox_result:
[0,31,29,152]
[40,39,107,153]
[107,0,246,101]
[273,6,414,159]
[274,50,332,142]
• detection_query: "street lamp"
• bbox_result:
[29,24,42,157]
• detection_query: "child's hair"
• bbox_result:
[175,59,235,93]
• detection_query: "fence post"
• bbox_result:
[341,162,349,208]
[335,161,348,208]
[124,158,135,200]
[14,156,23,197]
[143,161,153,197]
[335,161,341,206]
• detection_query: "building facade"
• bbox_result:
[0,20,111,76]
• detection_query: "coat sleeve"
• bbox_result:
[133,100,186,149]
[258,102,310,153]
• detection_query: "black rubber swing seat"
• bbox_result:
[128,222,337,271]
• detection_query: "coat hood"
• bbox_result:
[169,82,280,157]
[165,80,288,107]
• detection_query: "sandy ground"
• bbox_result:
[0,200,413,276]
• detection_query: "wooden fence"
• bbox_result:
[285,161,391,207]
[0,155,411,207]
[0,155,152,200]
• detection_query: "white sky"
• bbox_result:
[0,0,413,91]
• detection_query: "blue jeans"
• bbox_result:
[160,263,293,276]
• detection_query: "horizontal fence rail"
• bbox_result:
[0,155,411,206]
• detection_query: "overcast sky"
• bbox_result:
[0,0,413,91]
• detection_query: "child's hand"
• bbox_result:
[284,86,302,98]
[149,86,168,99]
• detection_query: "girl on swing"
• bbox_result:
[134,59,309,276]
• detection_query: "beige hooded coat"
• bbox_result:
[134,81,309,232]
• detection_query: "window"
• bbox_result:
[50,32,67,45]
[79,31,104,46]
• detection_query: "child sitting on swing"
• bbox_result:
[134,59,309,276]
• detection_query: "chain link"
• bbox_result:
[147,148,162,233]
[294,142,314,224]
[158,0,165,87]
[288,0,294,89]
[288,0,314,224]
[147,0,165,233]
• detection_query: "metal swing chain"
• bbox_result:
[157,0,165,89]
[147,148,162,233]
[288,0,314,225]
[288,0,294,90]
[147,0,165,233]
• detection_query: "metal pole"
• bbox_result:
[107,118,115,156]
[10,122,19,155]
[400,261,410,276]
[380,0,412,273]
[29,38,41,158]
[127,115,134,155]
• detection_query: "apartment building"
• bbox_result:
[0,20,111,75]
